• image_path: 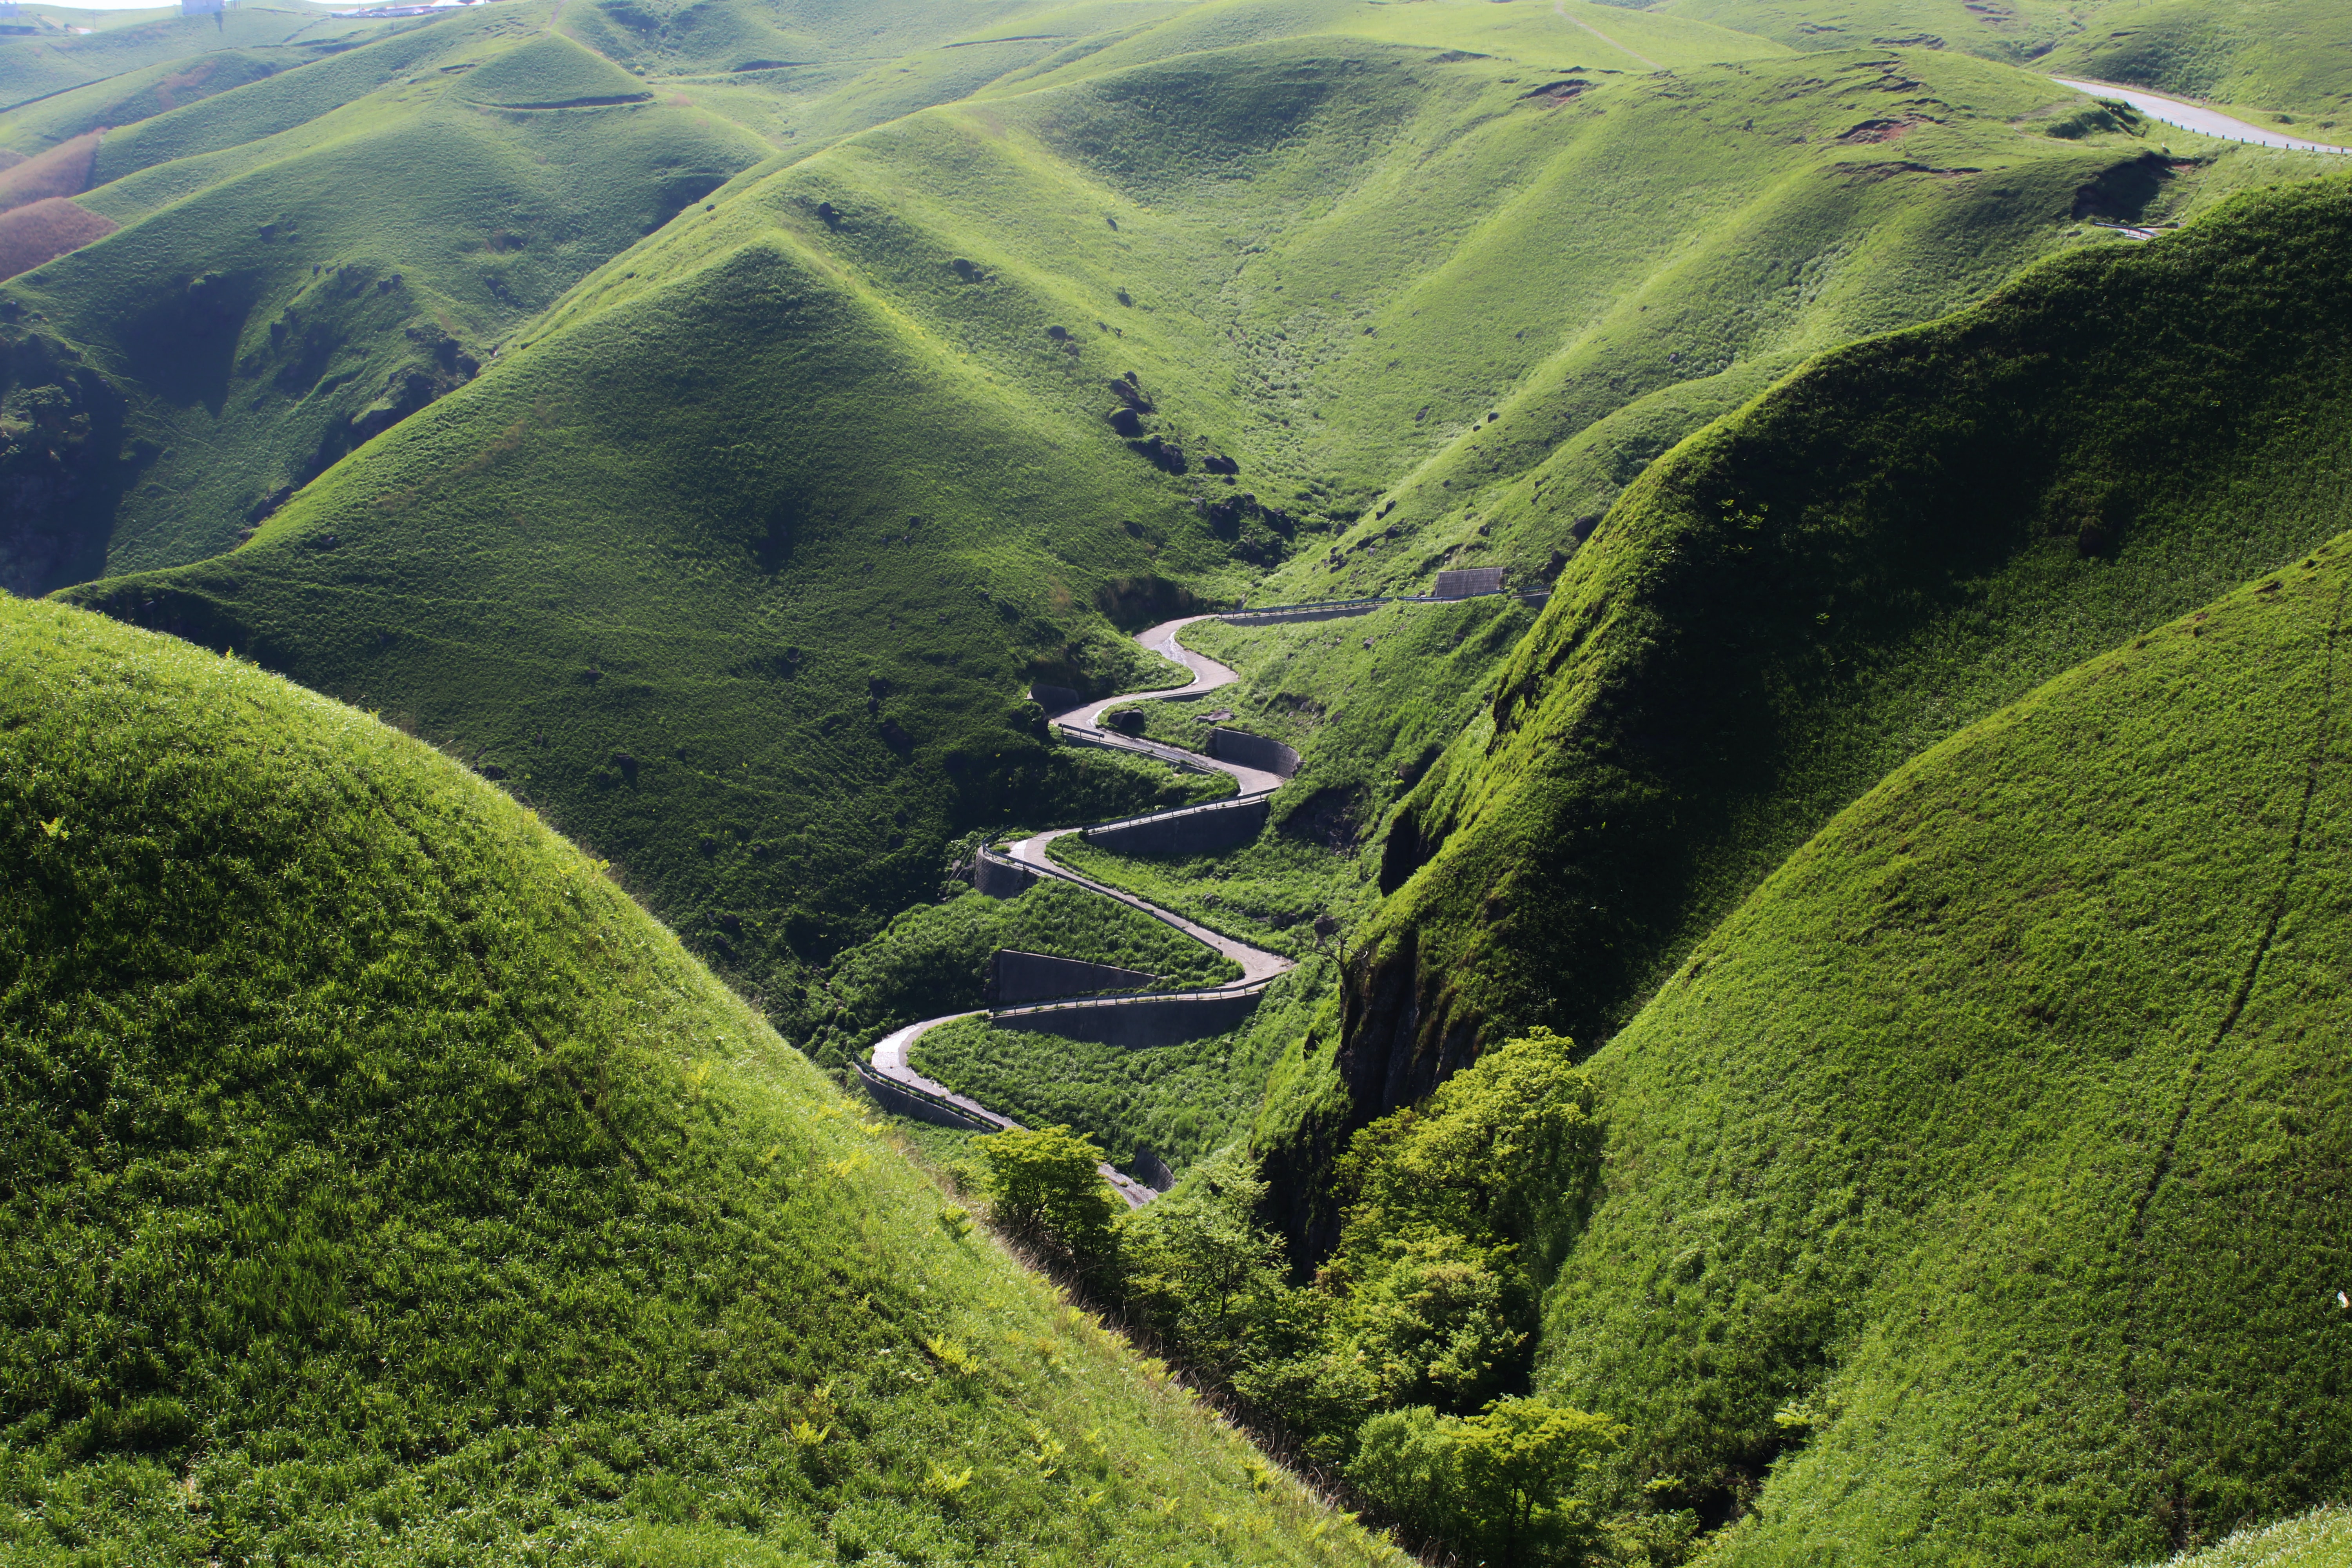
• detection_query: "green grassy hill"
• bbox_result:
[0,4,403,113]
[1346,170,2352,1119]
[0,48,291,154]
[0,2,773,584]
[0,591,1401,1568]
[1646,0,2352,125]
[1536,531,2352,1563]
[0,0,1253,598]
[52,10,2305,1008]
[2041,0,2352,129]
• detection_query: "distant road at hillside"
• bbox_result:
[1557,0,1664,72]
[2052,76,2350,152]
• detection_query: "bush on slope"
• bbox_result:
[2154,1506,2352,1568]
[0,593,1400,1568]
[1348,171,2352,1117]
[1536,534,2352,1561]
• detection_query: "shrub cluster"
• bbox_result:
[969,1030,1678,1565]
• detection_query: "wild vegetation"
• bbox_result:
[2158,1506,2352,1568]
[958,1029,1636,1564]
[0,594,1402,1567]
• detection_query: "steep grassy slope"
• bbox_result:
[1348,171,2352,1118]
[60,25,2267,1004]
[2041,0,2352,129]
[0,5,771,586]
[1538,538,2352,1563]
[1224,45,2249,604]
[0,48,290,153]
[0,592,1401,1568]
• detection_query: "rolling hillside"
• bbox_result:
[1648,0,2352,127]
[0,2,402,113]
[0,592,1400,1568]
[0,6,775,586]
[1539,529,2352,1563]
[51,7,2289,1007]
[1347,170,2352,1120]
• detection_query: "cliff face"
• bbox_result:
[1336,929,1484,1129]
[0,325,122,596]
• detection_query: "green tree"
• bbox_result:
[1332,1027,1598,1274]
[1349,1405,1468,1545]
[1454,1397,1624,1563]
[977,1125,1117,1271]
[1321,1029,1598,1412]
[1348,1396,1624,1566]
[1117,1145,1290,1376]
[1336,1225,1527,1409]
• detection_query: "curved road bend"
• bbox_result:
[1555,0,1665,73]
[866,615,1299,1206]
[2051,77,2349,154]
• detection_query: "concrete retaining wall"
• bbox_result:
[975,851,1037,899]
[995,987,1265,1047]
[1130,1147,1176,1192]
[1055,727,1222,775]
[1207,727,1299,778]
[1434,566,1507,598]
[1220,603,1386,627]
[856,1064,998,1130]
[1085,795,1267,856]
[992,947,1156,1006]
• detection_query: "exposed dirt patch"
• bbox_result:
[0,132,100,217]
[1518,79,1590,106]
[1836,159,1980,185]
[0,199,116,282]
[1838,115,1928,143]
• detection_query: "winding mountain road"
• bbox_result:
[2051,77,2349,154]
[860,616,1299,1206]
